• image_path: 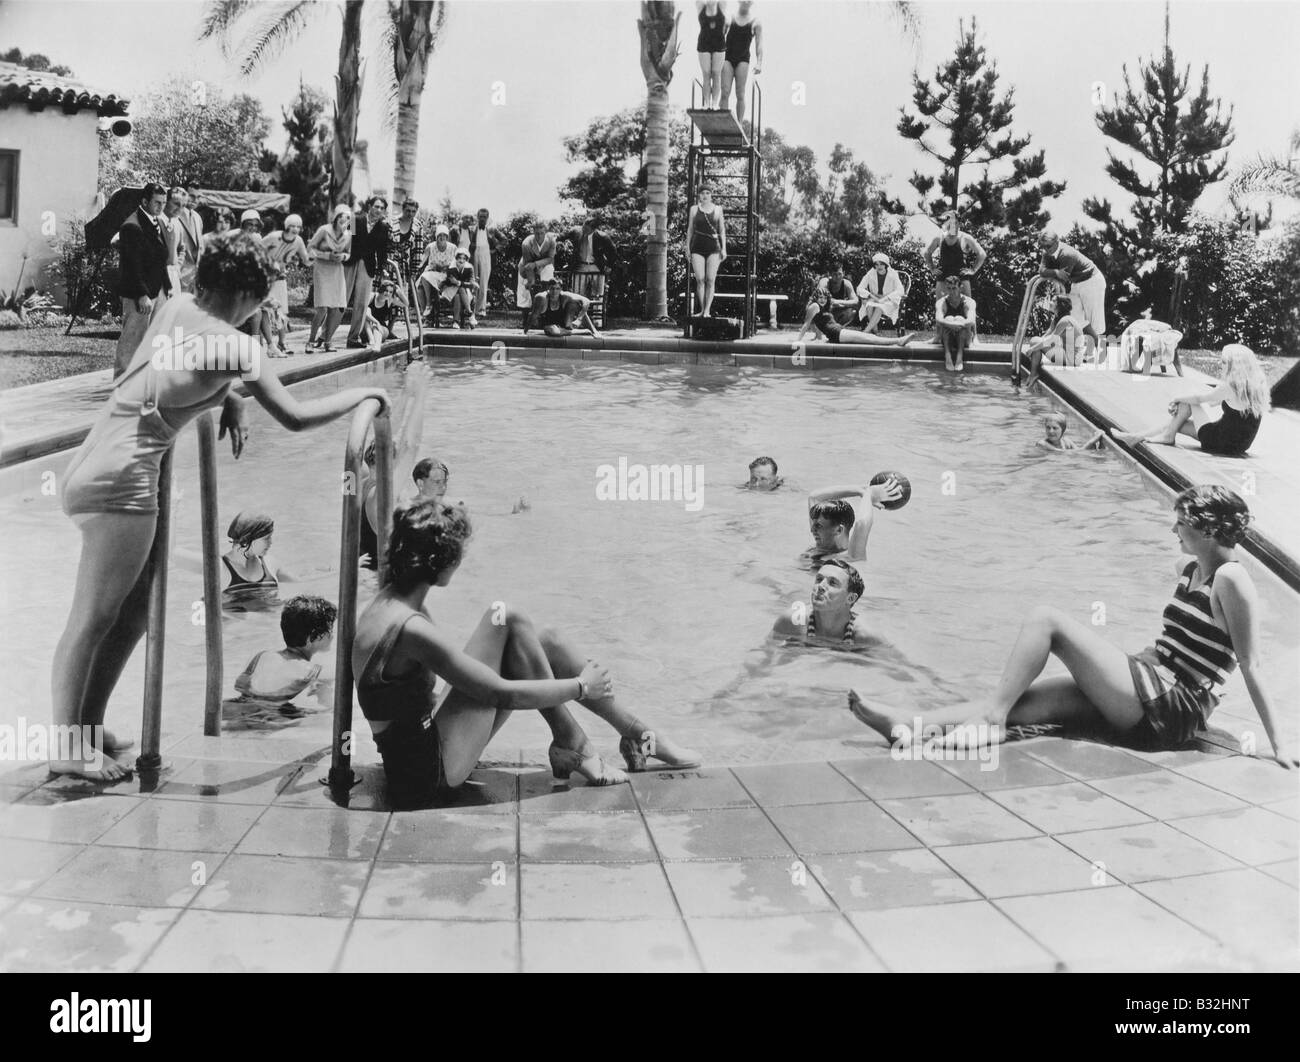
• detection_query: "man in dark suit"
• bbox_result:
[565,214,615,301]
[114,182,172,378]
[345,194,392,347]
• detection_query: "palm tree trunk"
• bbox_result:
[638,3,680,321]
[393,6,433,204]
[332,0,365,207]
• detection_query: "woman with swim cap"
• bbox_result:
[222,511,294,609]
[849,486,1296,767]
[52,232,389,781]
[352,501,702,807]
[696,2,728,109]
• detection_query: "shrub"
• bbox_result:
[45,215,119,321]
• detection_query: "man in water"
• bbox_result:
[771,559,877,648]
[805,476,905,562]
[746,456,783,491]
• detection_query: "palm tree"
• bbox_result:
[637,2,681,321]
[200,0,367,208]
[384,1,450,205]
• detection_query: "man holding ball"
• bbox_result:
[804,472,911,562]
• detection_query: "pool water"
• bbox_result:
[2,356,1297,758]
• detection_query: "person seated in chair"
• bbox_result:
[416,225,457,322]
[856,252,905,334]
[566,214,615,301]
[525,278,599,337]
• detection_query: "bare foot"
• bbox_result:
[48,749,132,783]
[102,729,136,753]
[900,332,918,346]
[1110,428,1145,445]
[939,713,1008,750]
[847,689,907,744]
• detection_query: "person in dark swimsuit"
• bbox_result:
[924,211,987,297]
[686,187,727,317]
[696,2,728,108]
[524,278,598,336]
[849,486,1296,767]
[1114,345,1269,457]
[222,511,289,608]
[795,270,917,348]
[719,0,762,125]
[352,501,702,807]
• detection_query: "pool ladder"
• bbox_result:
[1011,275,1083,384]
[135,400,394,795]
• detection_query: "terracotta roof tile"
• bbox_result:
[0,60,129,116]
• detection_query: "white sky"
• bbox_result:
[3,0,1297,228]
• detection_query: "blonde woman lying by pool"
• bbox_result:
[352,500,702,807]
[849,486,1296,768]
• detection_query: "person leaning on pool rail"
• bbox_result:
[849,485,1297,769]
[51,232,390,782]
[352,500,703,806]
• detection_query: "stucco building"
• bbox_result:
[0,61,130,302]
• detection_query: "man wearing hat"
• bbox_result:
[345,195,392,347]
[925,211,986,298]
[856,252,906,334]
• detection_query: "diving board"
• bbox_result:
[687,108,749,149]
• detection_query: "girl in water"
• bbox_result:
[1114,344,1270,457]
[52,233,389,781]
[686,186,727,318]
[696,2,728,109]
[221,511,297,609]
[353,501,702,807]
[849,486,1296,768]
[719,0,762,126]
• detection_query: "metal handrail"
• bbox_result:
[1010,275,1051,383]
[137,411,224,773]
[328,399,392,792]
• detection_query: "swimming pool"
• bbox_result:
[2,354,1297,759]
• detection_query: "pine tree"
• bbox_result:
[276,81,332,231]
[1082,5,1235,325]
[889,18,1064,233]
[1083,7,1234,240]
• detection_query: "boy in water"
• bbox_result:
[231,595,337,714]
[804,475,907,562]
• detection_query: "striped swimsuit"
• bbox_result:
[806,610,856,646]
[1128,562,1237,747]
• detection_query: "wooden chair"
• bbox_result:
[564,269,608,329]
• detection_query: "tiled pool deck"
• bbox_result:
[2,329,1297,972]
[1,730,1296,972]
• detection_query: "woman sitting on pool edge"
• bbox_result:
[353,500,703,807]
[1113,344,1270,457]
[848,486,1296,767]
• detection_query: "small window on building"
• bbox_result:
[0,151,17,224]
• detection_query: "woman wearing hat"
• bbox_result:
[307,205,353,351]
[416,225,457,322]
[261,214,313,356]
[445,247,479,328]
[857,252,906,334]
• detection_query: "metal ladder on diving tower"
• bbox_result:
[684,77,762,339]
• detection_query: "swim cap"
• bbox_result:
[284,213,303,229]
[227,510,276,547]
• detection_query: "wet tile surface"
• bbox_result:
[0,899,179,973]
[849,900,1058,972]
[690,913,886,972]
[1134,870,1300,968]
[879,793,1041,846]
[989,782,1152,835]
[7,743,1297,972]
[1053,822,1242,883]
[933,837,1107,898]
[810,848,980,911]
[140,910,350,973]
